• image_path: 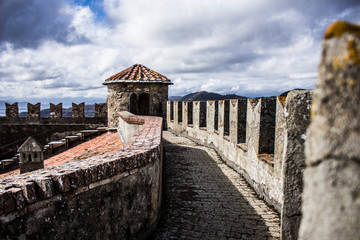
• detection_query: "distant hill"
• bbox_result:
[177,91,247,101]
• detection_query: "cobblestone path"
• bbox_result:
[150,131,280,240]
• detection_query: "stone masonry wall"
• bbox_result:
[167,93,312,239]
[106,82,168,127]
[299,21,360,240]
[0,113,163,239]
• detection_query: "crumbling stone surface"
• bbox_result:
[281,90,312,240]
[300,21,360,240]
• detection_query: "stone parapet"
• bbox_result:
[0,113,163,239]
[167,92,312,238]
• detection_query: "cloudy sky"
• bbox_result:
[0,0,359,105]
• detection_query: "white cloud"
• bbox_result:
[0,0,360,102]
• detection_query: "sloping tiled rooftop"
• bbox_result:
[0,132,123,179]
[103,64,172,84]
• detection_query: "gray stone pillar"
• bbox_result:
[299,21,360,240]
[246,99,261,154]
[281,91,312,240]
[218,100,225,137]
[206,101,215,132]
[229,100,238,144]
[182,102,188,127]
[193,102,200,130]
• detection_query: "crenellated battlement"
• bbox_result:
[167,91,312,213]
[2,102,106,119]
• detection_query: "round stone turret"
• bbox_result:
[103,64,172,127]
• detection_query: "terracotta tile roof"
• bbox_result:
[103,64,172,85]
[0,132,123,179]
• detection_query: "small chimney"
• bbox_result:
[18,137,44,174]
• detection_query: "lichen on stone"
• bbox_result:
[277,96,286,104]
[324,21,360,39]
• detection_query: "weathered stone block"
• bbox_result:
[33,177,54,199]
[13,181,37,204]
[52,172,71,193]
[27,103,40,118]
[281,90,312,240]
[50,103,62,118]
[5,102,18,118]
[9,187,25,210]
[95,103,107,118]
[68,168,84,189]
[72,102,85,118]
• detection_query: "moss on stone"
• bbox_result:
[324,21,360,39]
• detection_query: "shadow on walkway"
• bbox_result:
[149,132,280,240]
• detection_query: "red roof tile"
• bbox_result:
[0,132,123,179]
[103,64,172,84]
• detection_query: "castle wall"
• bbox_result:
[0,113,163,239]
[0,103,107,160]
[106,82,168,127]
[167,92,312,238]
[299,21,360,240]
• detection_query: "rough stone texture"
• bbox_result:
[151,131,280,239]
[94,103,106,118]
[281,91,312,240]
[193,102,200,129]
[0,114,163,239]
[27,103,40,118]
[300,21,360,240]
[105,82,168,127]
[5,103,18,118]
[50,103,62,118]
[246,98,261,153]
[72,102,85,118]
[206,101,215,132]
[274,97,286,178]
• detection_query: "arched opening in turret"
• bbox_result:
[138,93,150,115]
[28,154,32,162]
[129,93,138,114]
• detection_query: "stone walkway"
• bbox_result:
[150,131,280,240]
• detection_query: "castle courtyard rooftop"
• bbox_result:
[0,132,123,179]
